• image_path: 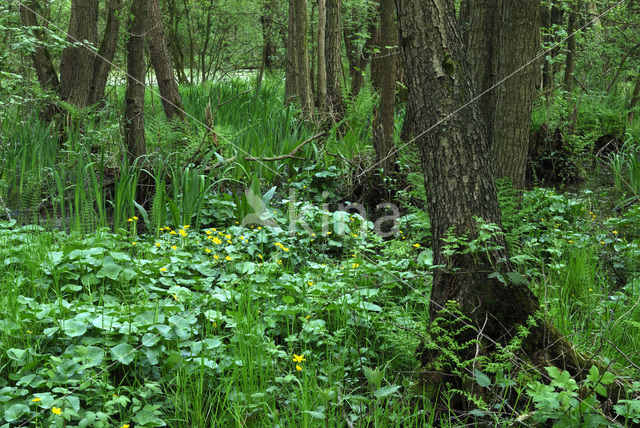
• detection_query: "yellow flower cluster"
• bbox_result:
[274,242,290,252]
[293,353,306,371]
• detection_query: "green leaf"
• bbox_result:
[282,295,295,304]
[474,369,492,387]
[374,385,401,399]
[4,403,29,422]
[110,343,136,365]
[63,320,87,337]
[6,348,27,362]
[96,262,122,280]
[133,404,166,426]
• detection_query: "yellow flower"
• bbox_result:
[183,225,190,229]
[282,246,290,252]
[589,288,593,292]
[172,294,179,301]
[160,267,167,272]
[171,245,177,250]
[352,263,360,269]
[212,322,217,328]
[293,354,306,363]
[212,237,222,245]
[132,216,138,221]
[214,255,220,260]
[567,240,574,244]
[121,425,130,428]
[307,281,314,287]
[205,230,212,235]
[169,230,177,235]
[127,218,133,222]
[131,242,136,246]
[31,397,41,402]
[51,407,62,415]
[600,241,605,245]
[179,229,187,237]
[27,330,32,334]
[277,259,282,265]
[413,243,420,248]
[296,364,303,371]
[613,230,618,234]
[155,242,161,247]
[113,394,118,398]
[258,254,263,260]
[258,226,262,230]
[225,234,231,239]
[225,256,232,261]
[205,248,211,253]
[306,315,311,320]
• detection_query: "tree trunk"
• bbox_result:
[316,0,327,111]
[563,3,578,93]
[325,0,344,121]
[395,0,540,339]
[285,0,314,116]
[628,71,640,124]
[466,0,539,189]
[371,0,397,174]
[59,0,98,108]
[458,0,470,45]
[466,0,496,136]
[89,0,123,106]
[148,0,186,122]
[124,0,149,161]
[19,0,60,93]
[491,0,540,189]
[542,2,564,94]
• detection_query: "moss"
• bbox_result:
[443,55,455,77]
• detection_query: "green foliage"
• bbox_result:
[526,365,616,427]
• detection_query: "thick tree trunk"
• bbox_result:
[89,0,123,105]
[148,0,185,122]
[59,0,98,107]
[316,0,327,111]
[325,0,344,121]
[19,0,60,93]
[491,0,540,189]
[285,0,314,116]
[124,0,149,161]
[395,0,539,337]
[466,0,496,137]
[371,0,397,174]
[466,0,539,189]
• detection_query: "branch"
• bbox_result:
[243,132,326,162]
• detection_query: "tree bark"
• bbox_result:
[395,0,540,337]
[59,0,98,108]
[285,0,314,116]
[563,3,578,93]
[19,0,60,93]
[148,0,186,122]
[371,0,397,174]
[316,0,328,111]
[491,0,540,189]
[89,0,123,105]
[124,0,149,161]
[466,0,496,136]
[325,0,344,121]
[466,0,540,189]
[628,70,640,124]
